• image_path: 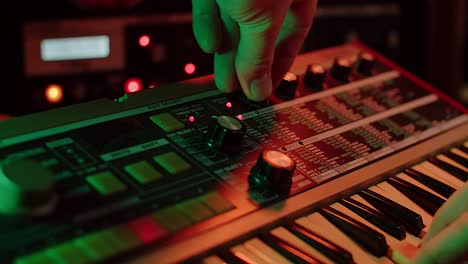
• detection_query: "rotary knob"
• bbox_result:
[330,57,352,82]
[206,115,246,153]
[275,72,298,100]
[304,64,326,92]
[249,150,296,195]
[356,52,375,75]
[0,159,57,216]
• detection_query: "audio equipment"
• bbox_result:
[1,42,466,264]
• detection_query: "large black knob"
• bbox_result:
[275,72,298,100]
[0,159,57,216]
[330,57,352,82]
[249,150,296,195]
[356,52,376,75]
[206,115,246,153]
[304,64,326,92]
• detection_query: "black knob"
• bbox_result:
[356,52,375,75]
[304,64,326,92]
[0,159,57,216]
[249,150,296,195]
[330,57,352,82]
[206,115,246,153]
[275,72,298,100]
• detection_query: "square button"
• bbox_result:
[124,161,162,184]
[46,242,92,264]
[153,152,192,175]
[177,199,215,222]
[127,216,169,244]
[199,192,234,214]
[15,252,55,264]
[152,206,193,232]
[106,225,142,252]
[74,231,120,261]
[86,171,127,196]
[150,113,184,132]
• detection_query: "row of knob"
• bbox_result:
[276,52,376,100]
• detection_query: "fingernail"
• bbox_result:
[249,73,272,101]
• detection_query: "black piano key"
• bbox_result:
[387,177,445,216]
[319,206,389,258]
[444,151,468,168]
[405,168,456,198]
[218,251,249,264]
[428,157,467,181]
[259,234,313,264]
[359,189,425,237]
[286,224,354,264]
[457,145,468,155]
[340,197,406,240]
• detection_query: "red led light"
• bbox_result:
[125,78,143,93]
[225,102,233,108]
[184,63,196,75]
[139,35,151,47]
[236,114,244,120]
[127,216,169,244]
[188,116,195,122]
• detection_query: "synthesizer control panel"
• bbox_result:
[0,42,467,264]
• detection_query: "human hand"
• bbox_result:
[413,182,468,264]
[192,0,318,101]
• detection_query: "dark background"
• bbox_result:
[2,0,467,117]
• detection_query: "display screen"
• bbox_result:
[41,35,110,61]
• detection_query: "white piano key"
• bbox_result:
[202,255,226,264]
[436,154,468,172]
[413,163,463,189]
[299,213,394,263]
[243,238,293,264]
[230,244,270,264]
[450,147,468,160]
[269,227,334,264]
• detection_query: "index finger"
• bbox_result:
[422,182,468,243]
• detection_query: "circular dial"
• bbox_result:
[206,115,246,153]
[0,159,57,216]
[275,72,298,100]
[356,52,376,75]
[330,57,352,82]
[304,64,327,91]
[249,150,296,195]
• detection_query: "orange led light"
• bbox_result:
[45,84,64,104]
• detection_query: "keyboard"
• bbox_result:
[0,42,466,264]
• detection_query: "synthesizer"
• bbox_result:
[0,42,467,264]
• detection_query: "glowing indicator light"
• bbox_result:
[139,35,151,47]
[125,78,143,93]
[45,84,64,104]
[184,63,196,75]
[225,102,233,108]
[148,81,158,89]
[188,116,195,123]
[236,114,244,120]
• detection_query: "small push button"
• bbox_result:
[200,192,234,214]
[150,113,185,132]
[86,171,127,196]
[124,161,162,184]
[153,152,192,175]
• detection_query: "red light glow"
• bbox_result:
[236,115,244,120]
[225,102,233,108]
[184,63,196,75]
[139,35,151,47]
[125,78,143,93]
[188,116,195,122]
[127,216,169,244]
